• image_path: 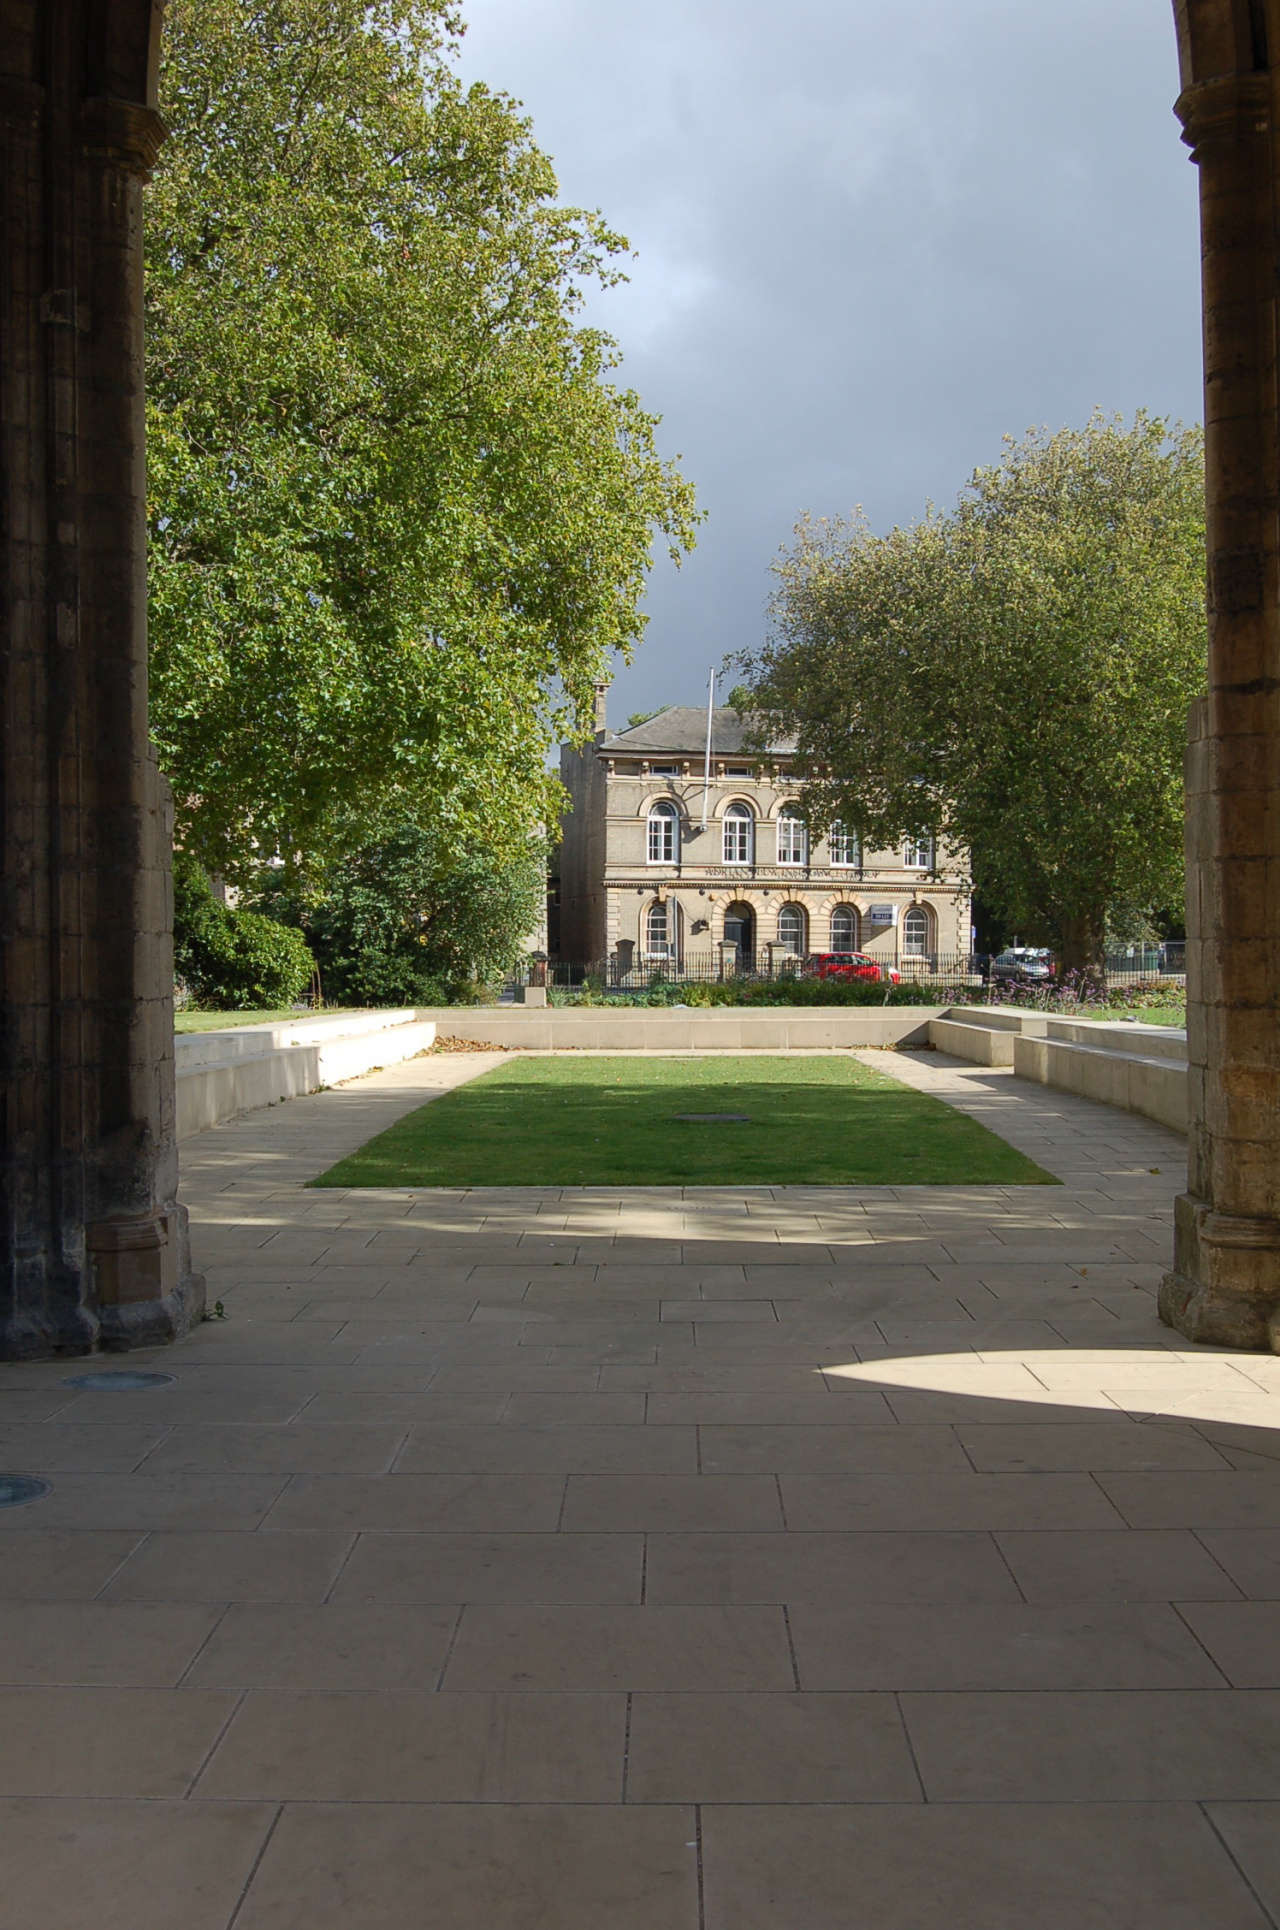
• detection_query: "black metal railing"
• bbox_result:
[509,947,1187,1004]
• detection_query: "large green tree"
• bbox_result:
[741,414,1207,975]
[147,0,697,882]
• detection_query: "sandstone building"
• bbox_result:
[557,694,972,972]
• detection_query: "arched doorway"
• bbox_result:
[722,901,755,968]
[11,0,1280,1359]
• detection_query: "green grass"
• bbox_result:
[1101,1006,1186,1028]
[312,1055,1058,1190]
[175,1008,349,1033]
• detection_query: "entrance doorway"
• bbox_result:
[723,902,755,967]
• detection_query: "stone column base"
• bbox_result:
[1160,1192,1280,1351]
[98,1269,206,1351]
[88,1204,206,1353]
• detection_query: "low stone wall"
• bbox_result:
[416,1005,943,1051]
[922,1006,1188,1135]
[1013,1030,1187,1134]
[176,1010,437,1140]
[929,1016,1021,1065]
[175,1001,1190,1145]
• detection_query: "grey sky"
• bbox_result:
[455,1,1203,725]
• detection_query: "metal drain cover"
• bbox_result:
[61,1370,176,1391]
[673,1113,752,1124]
[0,1476,50,1510]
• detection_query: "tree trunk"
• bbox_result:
[1058,908,1108,995]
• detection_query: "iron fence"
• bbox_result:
[512,950,979,992]
[509,947,1187,1001]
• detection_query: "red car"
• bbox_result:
[804,952,901,985]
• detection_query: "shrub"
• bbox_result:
[548,976,947,1009]
[174,857,315,1010]
[259,821,547,1008]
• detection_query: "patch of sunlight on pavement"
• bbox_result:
[823,1350,1280,1427]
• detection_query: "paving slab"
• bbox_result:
[1,1047,1277,1925]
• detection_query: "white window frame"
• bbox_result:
[647,802,679,865]
[902,905,930,956]
[723,803,754,866]
[903,837,934,870]
[645,900,671,957]
[776,904,806,953]
[829,823,861,869]
[830,905,859,951]
[777,808,807,866]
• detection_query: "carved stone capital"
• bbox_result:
[1175,72,1270,162]
[78,97,168,179]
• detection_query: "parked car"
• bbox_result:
[803,952,901,985]
[987,947,1055,986]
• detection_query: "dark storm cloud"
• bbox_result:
[455,0,1202,719]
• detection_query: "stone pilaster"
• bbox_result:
[1160,67,1280,1351]
[0,9,202,1356]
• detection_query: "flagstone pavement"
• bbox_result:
[3,1045,1280,1928]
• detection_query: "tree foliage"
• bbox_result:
[174,859,316,1009]
[739,415,1207,971]
[147,0,697,881]
[260,821,549,1005]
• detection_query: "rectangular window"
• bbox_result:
[650,765,680,776]
[829,824,860,868]
[648,812,676,864]
[903,838,933,869]
[723,814,752,864]
[777,817,806,865]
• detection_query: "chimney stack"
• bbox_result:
[593,681,609,739]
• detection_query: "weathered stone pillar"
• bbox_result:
[0,5,203,1356]
[1160,46,1280,1350]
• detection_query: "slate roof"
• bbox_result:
[602,705,794,756]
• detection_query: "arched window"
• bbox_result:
[723,802,754,865]
[777,904,806,954]
[777,806,807,866]
[831,905,859,951]
[646,901,671,957]
[647,801,679,865]
[829,823,860,868]
[903,837,933,870]
[903,906,930,957]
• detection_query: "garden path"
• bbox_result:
[2,1047,1280,1928]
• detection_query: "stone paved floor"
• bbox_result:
[3,1047,1280,1927]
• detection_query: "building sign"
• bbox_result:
[867,904,896,924]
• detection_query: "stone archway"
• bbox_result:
[3,0,1277,1353]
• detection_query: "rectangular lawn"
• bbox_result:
[313,1055,1057,1189]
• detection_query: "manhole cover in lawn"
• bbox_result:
[61,1370,176,1391]
[672,1113,752,1124]
[0,1476,50,1510]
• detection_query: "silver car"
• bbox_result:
[989,947,1055,985]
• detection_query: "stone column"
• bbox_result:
[1160,66,1280,1351]
[0,15,203,1356]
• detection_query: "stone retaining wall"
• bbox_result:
[176,1011,437,1139]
